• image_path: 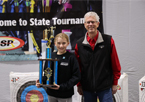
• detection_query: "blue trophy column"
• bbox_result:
[54,60,58,84]
[46,47,51,84]
[39,60,43,84]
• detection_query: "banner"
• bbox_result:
[0,0,103,61]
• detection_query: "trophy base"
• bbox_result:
[40,84,57,88]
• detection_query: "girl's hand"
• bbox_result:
[49,84,60,90]
[36,79,41,88]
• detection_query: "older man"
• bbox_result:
[75,11,121,102]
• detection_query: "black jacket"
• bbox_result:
[43,51,81,98]
[77,33,113,92]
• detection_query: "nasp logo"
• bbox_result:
[0,36,25,51]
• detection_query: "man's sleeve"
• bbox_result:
[111,37,121,85]
[75,44,82,86]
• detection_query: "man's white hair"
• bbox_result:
[84,11,100,22]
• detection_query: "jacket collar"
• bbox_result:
[82,31,104,45]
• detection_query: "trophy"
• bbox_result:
[42,0,52,13]
[14,0,19,13]
[26,0,30,12]
[30,0,35,13]
[38,26,58,87]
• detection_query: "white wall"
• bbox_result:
[103,0,145,102]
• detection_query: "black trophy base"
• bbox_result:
[40,84,57,88]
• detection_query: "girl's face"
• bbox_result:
[54,37,69,55]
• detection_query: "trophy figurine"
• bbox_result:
[39,26,58,87]
[42,0,52,13]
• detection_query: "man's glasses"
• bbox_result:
[85,21,98,24]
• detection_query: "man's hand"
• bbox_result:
[77,86,83,95]
[112,85,117,94]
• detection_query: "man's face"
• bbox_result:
[84,16,99,34]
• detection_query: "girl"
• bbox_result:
[36,33,81,102]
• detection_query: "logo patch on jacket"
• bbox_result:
[60,62,68,66]
[99,45,104,48]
